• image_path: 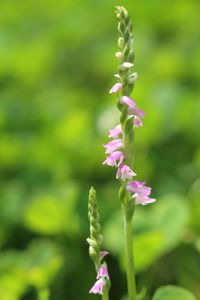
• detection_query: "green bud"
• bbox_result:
[118,37,125,49]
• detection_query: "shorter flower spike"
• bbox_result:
[87,187,102,270]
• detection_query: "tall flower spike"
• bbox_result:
[87,186,102,271]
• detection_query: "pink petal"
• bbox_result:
[134,116,143,128]
[109,83,123,94]
[89,278,106,295]
[116,164,136,181]
[100,251,109,259]
[102,151,124,167]
[97,265,109,280]
[108,124,122,138]
[119,96,136,107]
[129,107,146,118]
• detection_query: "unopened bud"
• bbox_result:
[118,37,125,49]
[120,62,134,71]
[127,72,138,83]
[115,51,123,60]
[129,38,134,48]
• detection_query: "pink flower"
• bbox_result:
[134,194,156,205]
[126,180,149,194]
[133,116,143,128]
[108,124,122,138]
[126,180,156,206]
[97,265,109,280]
[109,83,123,94]
[116,165,136,181]
[100,251,109,259]
[102,151,124,167]
[119,96,136,107]
[103,139,123,154]
[89,278,106,295]
[128,107,146,118]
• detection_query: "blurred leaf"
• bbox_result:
[23,184,79,235]
[134,230,163,271]
[152,285,196,300]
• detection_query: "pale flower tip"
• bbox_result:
[100,251,109,259]
[114,73,121,79]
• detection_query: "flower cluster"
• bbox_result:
[89,252,109,295]
[102,64,156,205]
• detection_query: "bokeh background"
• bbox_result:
[0,0,200,299]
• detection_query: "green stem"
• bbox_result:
[102,290,109,300]
[123,205,137,300]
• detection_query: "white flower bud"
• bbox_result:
[127,72,138,83]
[115,51,123,60]
[120,62,134,70]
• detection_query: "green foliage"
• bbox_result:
[153,286,197,300]
[0,0,199,299]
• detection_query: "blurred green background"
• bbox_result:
[0,0,200,299]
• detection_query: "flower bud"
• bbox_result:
[129,38,134,48]
[120,62,134,70]
[127,72,138,83]
[118,37,125,49]
[115,51,123,60]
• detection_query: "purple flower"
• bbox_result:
[126,180,149,194]
[119,96,136,107]
[129,107,146,118]
[100,251,109,259]
[109,83,123,94]
[103,139,123,154]
[97,265,109,280]
[102,151,124,167]
[116,165,136,181]
[108,124,122,138]
[126,180,156,206]
[133,116,143,128]
[89,278,106,295]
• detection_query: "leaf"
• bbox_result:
[134,230,163,272]
[153,285,197,300]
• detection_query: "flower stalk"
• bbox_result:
[87,186,110,299]
[88,5,156,300]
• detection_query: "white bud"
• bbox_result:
[127,72,138,83]
[120,62,134,70]
[115,51,123,60]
